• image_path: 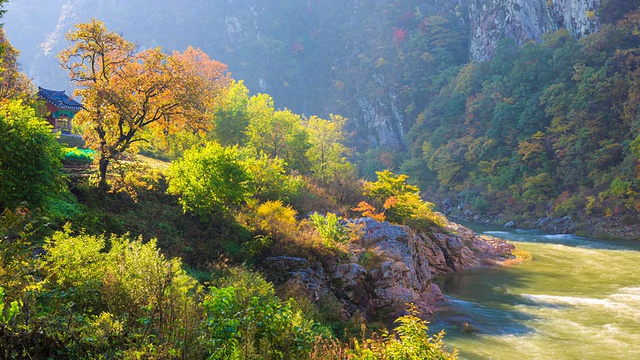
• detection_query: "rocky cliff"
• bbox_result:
[469,0,600,60]
[259,218,516,320]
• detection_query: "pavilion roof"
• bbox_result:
[38,87,83,111]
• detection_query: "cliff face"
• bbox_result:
[469,0,600,60]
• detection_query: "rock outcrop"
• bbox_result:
[468,0,600,60]
[259,218,515,320]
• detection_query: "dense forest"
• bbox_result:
[401,2,640,232]
[3,0,640,358]
[398,2,640,228]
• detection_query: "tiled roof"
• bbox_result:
[37,87,83,110]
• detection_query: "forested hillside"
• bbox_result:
[401,6,640,225]
[3,0,624,148]
[7,1,640,227]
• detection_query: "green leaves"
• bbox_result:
[347,305,458,359]
[0,286,20,325]
[202,268,325,359]
[245,94,311,173]
[40,228,201,355]
[362,170,446,231]
[0,100,65,210]
[167,141,251,218]
[309,212,350,246]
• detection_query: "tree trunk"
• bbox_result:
[98,157,109,191]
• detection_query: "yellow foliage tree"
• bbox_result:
[59,19,230,188]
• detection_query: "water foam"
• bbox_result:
[523,294,616,307]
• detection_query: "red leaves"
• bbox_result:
[393,28,406,45]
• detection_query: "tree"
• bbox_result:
[305,114,352,182]
[245,94,310,172]
[211,80,250,147]
[0,100,64,210]
[167,141,251,218]
[240,151,303,203]
[359,170,446,230]
[59,19,230,188]
[0,28,33,100]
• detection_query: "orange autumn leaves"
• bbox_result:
[59,19,230,185]
[353,170,446,230]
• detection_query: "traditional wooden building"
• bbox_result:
[37,87,83,133]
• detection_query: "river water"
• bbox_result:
[428,226,640,360]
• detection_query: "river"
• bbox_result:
[428,226,640,360]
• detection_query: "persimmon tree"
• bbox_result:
[59,19,230,188]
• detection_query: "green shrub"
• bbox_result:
[350,306,458,359]
[0,286,20,325]
[204,267,327,359]
[0,100,65,210]
[241,151,304,203]
[167,141,251,218]
[39,228,203,357]
[472,196,489,212]
[254,200,298,241]
[363,170,446,232]
[310,305,458,359]
[309,212,350,246]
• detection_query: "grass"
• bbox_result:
[138,154,171,172]
[57,133,86,148]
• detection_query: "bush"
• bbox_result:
[0,100,65,210]
[38,228,203,357]
[309,212,350,247]
[241,151,304,203]
[0,286,20,325]
[310,305,458,360]
[254,200,299,242]
[204,267,327,359]
[167,141,251,218]
[362,170,446,232]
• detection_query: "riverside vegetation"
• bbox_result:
[0,15,460,359]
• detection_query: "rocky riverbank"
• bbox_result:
[449,208,640,241]
[258,217,518,322]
